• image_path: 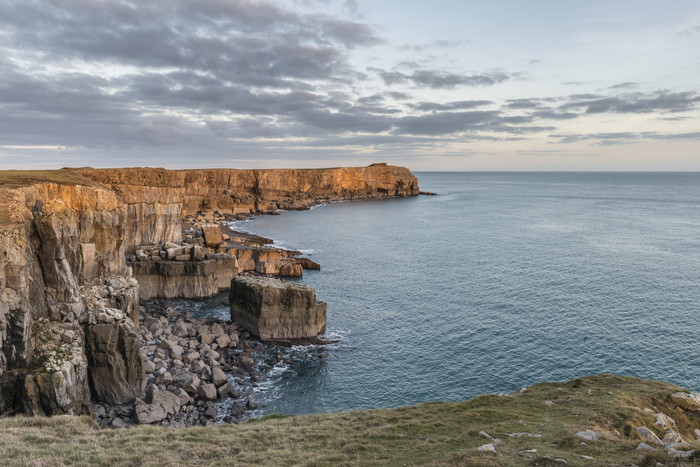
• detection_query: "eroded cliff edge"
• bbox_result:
[0,164,418,417]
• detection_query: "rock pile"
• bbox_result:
[93,302,274,428]
[128,242,215,263]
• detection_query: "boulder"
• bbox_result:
[295,257,321,270]
[202,225,223,247]
[183,351,200,364]
[200,334,216,346]
[635,426,662,445]
[215,334,231,348]
[217,382,236,399]
[654,413,676,431]
[574,430,612,441]
[662,431,683,445]
[229,276,326,340]
[198,383,217,401]
[135,389,181,424]
[671,392,700,412]
[212,367,228,387]
[254,259,303,277]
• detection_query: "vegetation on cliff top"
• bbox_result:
[0,169,95,188]
[1,374,698,466]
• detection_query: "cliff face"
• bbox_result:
[0,164,419,417]
[73,162,419,215]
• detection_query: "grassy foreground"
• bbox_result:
[1,374,699,466]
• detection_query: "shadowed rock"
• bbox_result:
[229,276,326,341]
[84,312,145,405]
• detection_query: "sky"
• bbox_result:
[1,0,699,171]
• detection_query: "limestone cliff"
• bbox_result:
[71,162,418,215]
[0,164,419,417]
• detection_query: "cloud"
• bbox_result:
[549,132,639,145]
[394,111,501,135]
[609,82,639,90]
[398,39,468,52]
[549,131,700,145]
[371,68,521,89]
[0,0,699,167]
[506,99,543,109]
[411,100,493,112]
[561,91,700,114]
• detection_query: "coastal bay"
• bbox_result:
[221,172,700,417]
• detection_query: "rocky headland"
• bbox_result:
[0,163,418,424]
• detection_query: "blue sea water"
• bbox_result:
[202,172,700,416]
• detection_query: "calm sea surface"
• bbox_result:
[198,172,700,416]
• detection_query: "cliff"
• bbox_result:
[0,164,418,417]
[71,162,418,215]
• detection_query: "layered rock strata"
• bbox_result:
[230,276,327,341]
[128,242,239,300]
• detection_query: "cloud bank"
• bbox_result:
[0,0,699,168]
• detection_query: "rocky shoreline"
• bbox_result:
[94,214,330,428]
[94,295,277,428]
[0,164,419,425]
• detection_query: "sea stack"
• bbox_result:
[229,276,327,341]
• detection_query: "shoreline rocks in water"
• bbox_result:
[229,276,327,341]
[93,301,277,428]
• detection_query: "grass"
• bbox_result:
[0,374,699,466]
[0,169,94,188]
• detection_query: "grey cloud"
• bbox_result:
[394,111,501,135]
[549,132,643,145]
[297,109,393,133]
[385,91,412,100]
[515,150,601,157]
[561,91,700,114]
[2,0,699,167]
[411,100,493,112]
[398,39,468,52]
[609,82,639,90]
[643,131,700,141]
[1,0,378,90]
[506,99,542,109]
[551,131,700,145]
[356,94,385,105]
[530,110,579,120]
[371,68,520,89]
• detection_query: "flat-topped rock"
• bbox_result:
[229,276,326,341]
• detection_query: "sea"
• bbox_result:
[193,172,700,417]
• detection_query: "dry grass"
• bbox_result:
[0,374,698,466]
[0,169,93,188]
